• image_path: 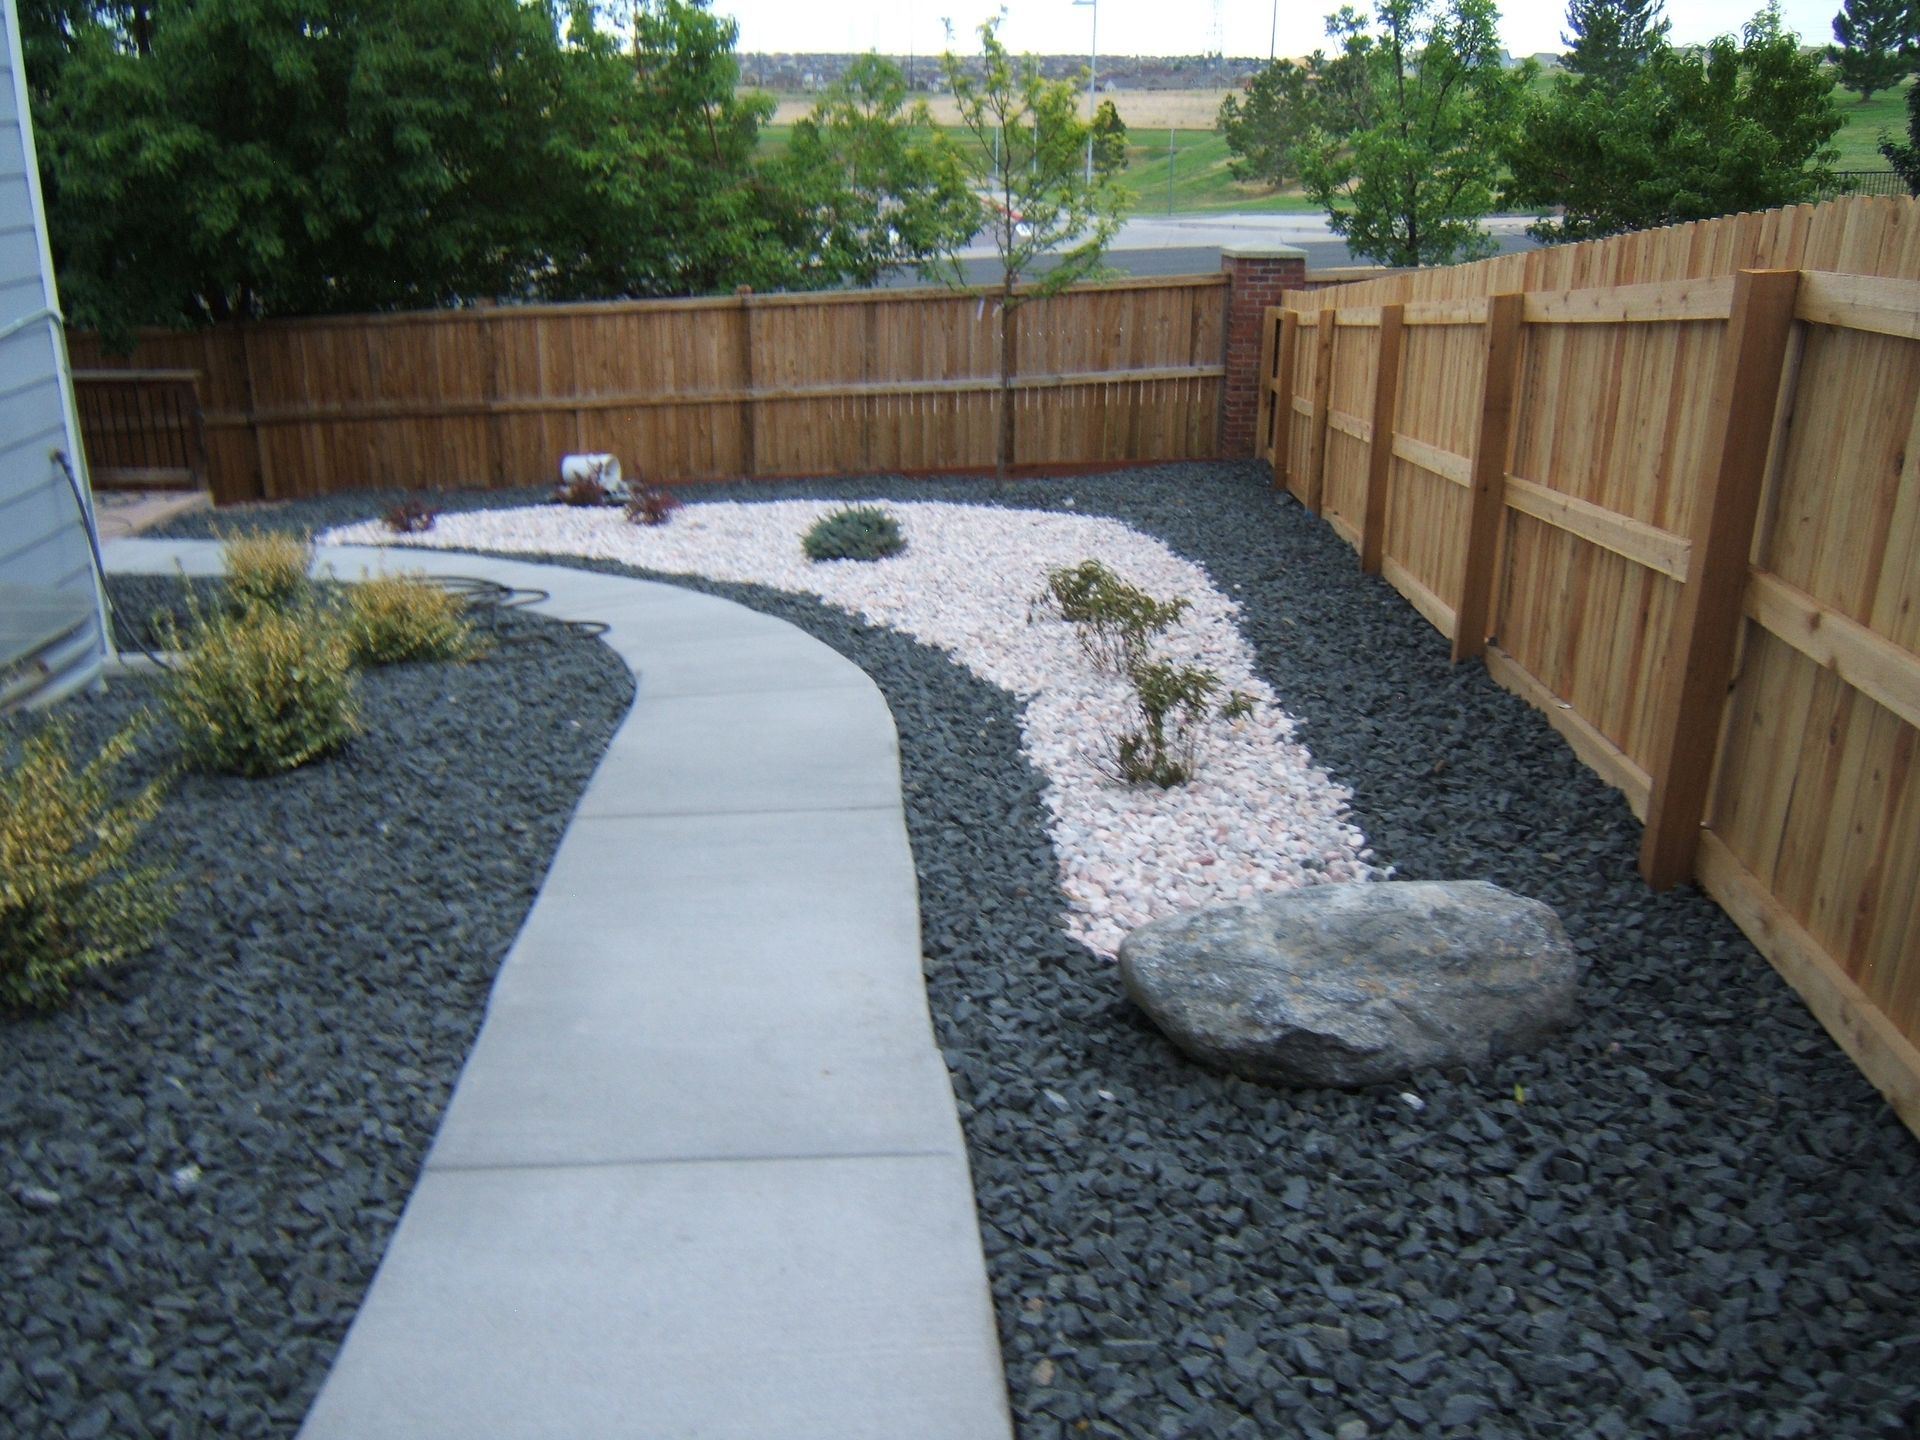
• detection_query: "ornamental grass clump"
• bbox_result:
[803,506,906,562]
[339,573,484,666]
[0,717,178,1009]
[1035,559,1190,673]
[220,529,312,613]
[161,592,359,777]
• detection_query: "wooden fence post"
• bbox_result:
[1270,309,1300,492]
[737,288,758,478]
[1451,292,1525,663]
[480,306,509,490]
[234,321,270,503]
[1305,308,1337,514]
[1639,268,1803,890]
[1359,303,1405,574]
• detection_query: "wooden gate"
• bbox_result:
[72,369,209,491]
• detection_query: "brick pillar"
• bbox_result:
[1218,245,1308,458]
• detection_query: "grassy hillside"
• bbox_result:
[1829,84,1909,168]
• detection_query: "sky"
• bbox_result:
[710,0,1840,63]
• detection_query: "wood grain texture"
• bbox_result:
[1641,269,1802,888]
[1268,196,1920,1138]
[71,278,1230,492]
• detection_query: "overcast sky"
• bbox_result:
[712,0,1838,63]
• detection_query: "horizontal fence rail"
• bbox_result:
[68,277,1231,504]
[1261,194,1920,1139]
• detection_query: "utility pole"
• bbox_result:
[1073,0,1098,185]
[1270,0,1278,60]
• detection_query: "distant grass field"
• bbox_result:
[1829,85,1909,168]
[757,77,1914,217]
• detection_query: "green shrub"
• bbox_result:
[220,529,312,613]
[1,717,178,1009]
[161,594,360,777]
[1034,560,1189,673]
[803,506,906,562]
[340,573,484,666]
[1113,658,1222,788]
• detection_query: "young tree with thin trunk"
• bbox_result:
[937,19,1123,481]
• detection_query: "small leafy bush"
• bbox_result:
[339,573,484,666]
[382,498,437,534]
[1113,659,1224,788]
[554,474,609,507]
[220,529,312,613]
[1,717,178,1009]
[625,487,681,527]
[1035,560,1189,673]
[803,506,906,562]
[161,593,360,777]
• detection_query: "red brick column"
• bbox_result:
[1218,246,1308,458]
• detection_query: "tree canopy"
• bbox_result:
[1883,82,1920,191]
[23,0,971,341]
[1562,0,1669,92]
[1292,0,1531,268]
[1505,8,1841,243]
[1215,8,1377,190]
[1827,0,1913,103]
[767,55,980,289]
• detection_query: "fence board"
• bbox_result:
[1277,196,1920,1137]
[72,276,1228,495]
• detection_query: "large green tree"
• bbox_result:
[1506,8,1842,243]
[937,19,1122,480]
[1562,0,1669,92]
[1216,8,1377,190]
[26,0,967,340]
[1828,0,1913,103]
[762,55,980,288]
[1294,0,1530,267]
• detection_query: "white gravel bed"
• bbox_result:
[324,501,1374,955]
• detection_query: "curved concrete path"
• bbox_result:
[102,537,1014,1440]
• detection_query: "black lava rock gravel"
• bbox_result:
[158,465,1920,1439]
[3,580,632,1439]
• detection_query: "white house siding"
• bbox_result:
[0,0,106,704]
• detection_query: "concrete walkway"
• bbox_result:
[101,537,1014,1440]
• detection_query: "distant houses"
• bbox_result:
[737,52,1268,92]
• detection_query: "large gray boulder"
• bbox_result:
[1117,881,1582,1088]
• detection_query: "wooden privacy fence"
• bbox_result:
[71,369,207,490]
[67,277,1228,504]
[1258,194,1920,1138]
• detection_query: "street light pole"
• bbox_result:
[1073,0,1098,185]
